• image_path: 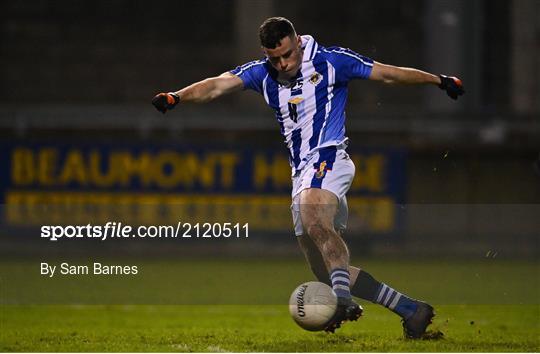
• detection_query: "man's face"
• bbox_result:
[262,35,303,80]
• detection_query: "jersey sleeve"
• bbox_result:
[229,60,267,95]
[324,47,374,83]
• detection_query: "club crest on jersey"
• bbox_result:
[315,161,329,179]
[309,72,323,86]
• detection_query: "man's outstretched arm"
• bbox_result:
[152,72,244,113]
[369,62,464,100]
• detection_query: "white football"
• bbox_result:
[288,281,338,331]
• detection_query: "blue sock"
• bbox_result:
[374,283,418,319]
[330,268,351,299]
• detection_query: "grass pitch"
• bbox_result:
[1,304,538,352]
[1,258,539,352]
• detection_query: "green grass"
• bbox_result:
[1,258,539,351]
[1,304,538,352]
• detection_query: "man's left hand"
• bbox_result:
[438,75,464,100]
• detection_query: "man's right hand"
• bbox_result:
[152,92,180,114]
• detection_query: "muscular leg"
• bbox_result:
[298,227,434,338]
[297,187,362,331]
[298,188,348,272]
[297,232,359,286]
[299,230,382,303]
[297,231,383,302]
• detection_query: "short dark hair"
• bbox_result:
[259,17,296,49]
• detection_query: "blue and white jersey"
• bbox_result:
[230,35,373,173]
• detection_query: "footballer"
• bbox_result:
[152,17,464,338]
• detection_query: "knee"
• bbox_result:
[305,222,334,241]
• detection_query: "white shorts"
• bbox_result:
[290,147,355,236]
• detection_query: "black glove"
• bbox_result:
[152,92,180,113]
[438,75,464,100]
